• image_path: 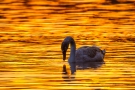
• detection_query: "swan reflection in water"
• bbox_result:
[62,61,105,81]
[62,64,76,82]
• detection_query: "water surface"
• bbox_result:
[0,0,135,90]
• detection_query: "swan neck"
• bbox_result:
[68,40,76,62]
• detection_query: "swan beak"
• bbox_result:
[63,51,66,61]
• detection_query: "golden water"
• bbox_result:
[0,0,135,89]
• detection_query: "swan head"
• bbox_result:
[61,41,69,61]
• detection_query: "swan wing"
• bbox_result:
[75,46,103,62]
[76,46,101,58]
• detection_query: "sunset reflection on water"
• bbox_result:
[0,0,135,90]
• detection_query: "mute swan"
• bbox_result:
[61,36,106,62]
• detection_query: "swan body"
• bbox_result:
[61,36,106,62]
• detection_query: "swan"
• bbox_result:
[61,36,106,62]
